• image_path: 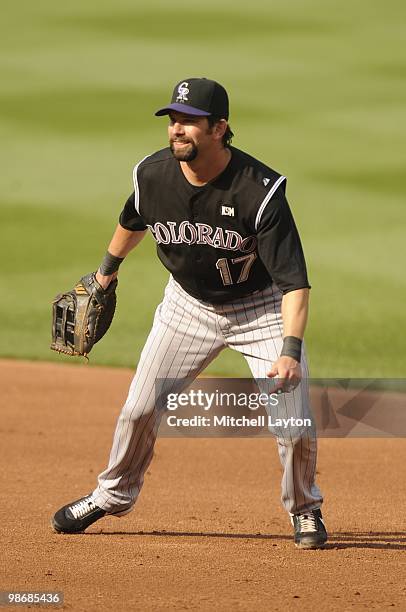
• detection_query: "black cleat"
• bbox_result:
[291,508,328,549]
[51,494,106,534]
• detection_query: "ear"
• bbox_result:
[212,119,227,142]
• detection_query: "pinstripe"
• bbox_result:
[108,286,211,503]
[263,285,281,363]
[247,290,270,363]
[119,291,200,498]
[300,351,319,511]
[257,286,309,513]
[97,289,185,506]
[299,352,312,511]
[252,289,271,367]
[117,293,179,456]
[269,282,298,510]
[212,285,320,515]
[126,299,223,500]
[93,278,225,511]
[264,285,297,510]
[188,302,220,374]
[93,278,321,517]
[268,287,318,513]
[241,297,257,347]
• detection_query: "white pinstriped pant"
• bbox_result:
[92,276,323,516]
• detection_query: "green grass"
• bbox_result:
[1,0,405,377]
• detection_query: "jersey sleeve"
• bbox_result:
[119,192,148,231]
[256,186,311,294]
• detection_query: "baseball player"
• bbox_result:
[52,78,327,549]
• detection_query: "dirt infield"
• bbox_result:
[1,359,406,611]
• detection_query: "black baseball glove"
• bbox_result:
[50,272,117,357]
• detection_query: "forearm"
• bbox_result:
[96,224,147,287]
[281,288,309,340]
[267,288,309,385]
[106,224,148,258]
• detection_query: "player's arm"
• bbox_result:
[256,184,311,390]
[96,224,147,289]
[96,191,148,289]
[267,288,309,389]
[282,287,309,340]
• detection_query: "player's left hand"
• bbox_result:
[267,356,302,393]
[50,272,118,358]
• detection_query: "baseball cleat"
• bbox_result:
[51,494,106,534]
[291,508,328,549]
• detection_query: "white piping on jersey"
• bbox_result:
[254,175,286,231]
[132,155,152,215]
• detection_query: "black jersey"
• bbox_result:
[119,146,310,303]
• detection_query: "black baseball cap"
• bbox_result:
[155,78,229,120]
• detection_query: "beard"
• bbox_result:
[169,138,198,162]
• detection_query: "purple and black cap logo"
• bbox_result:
[155,77,229,119]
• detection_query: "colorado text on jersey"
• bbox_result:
[146,221,257,253]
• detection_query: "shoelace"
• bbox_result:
[297,513,318,533]
[70,498,97,519]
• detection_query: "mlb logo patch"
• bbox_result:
[221,206,235,217]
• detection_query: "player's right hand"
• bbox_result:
[267,356,301,393]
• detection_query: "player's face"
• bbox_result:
[168,112,214,162]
